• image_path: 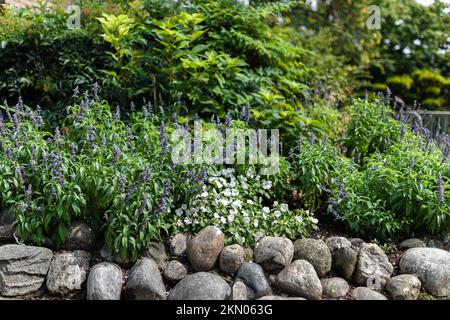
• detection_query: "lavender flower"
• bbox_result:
[140,165,151,184]
[112,145,121,166]
[25,184,32,204]
[16,166,25,185]
[309,132,316,145]
[159,121,168,154]
[114,106,121,123]
[225,113,232,128]
[130,101,136,113]
[119,175,126,194]
[50,151,64,185]
[87,125,96,147]
[240,103,251,125]
[73,86,79,101]
[125,183,137,203]
[155,182,170,215]
[92,82,100,102]
[49,185,57,199]
[138,194,148,217]
[289,148,295,159]
[69,143,77,155]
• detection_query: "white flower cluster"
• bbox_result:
[171,168,318,244]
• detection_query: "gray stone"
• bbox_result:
[63,222,96,251]
[125,258,166,300]
[187,226,224,272]
[219,244,245,275]
[163,260,187,283]
[350,238,365,250]
[333,246,358,280]
[236,262,272,298]
[274,260,322,300]
[146,242,168,266]
[399,238,426,250]
[168,272,231,300]
[232,281,247,300]
[87,262,123,300]
[424,239,445,249]
[0,209,15,241]
[352,287,387,300]
[46,250,90,296]
[169,233,192,257]
[294,238,332,277]
[0,245,53,296]
[326,237,351,254]
[355,243,393,288]
[399,248,450,297]
[385,274,421,300]
[321,277,349,298]
[257,296,306,300]
[254,237,294,273]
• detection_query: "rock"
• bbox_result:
[63,222,96,251]
[273,260,322,300]
[325,237,351,254]
[254,237,294,273]
[293,238,332,277]
[0,209,15,241]
[424,239,445,250]
[168,272,230,300]
[169,233,192,257]
[187,226,224,272]
[321,277,349,298]
[399,248,450,297]
[46,251,90,296]
[99,245,131,267]
[219,244,245,275]
[257,296,306,300]
[399,238,426,250]
[386,274,421,300]
[355,243,393,288]
[125,258,166,300]
[146,242,168,266]
[350,238,365,250]
[332,246,358,280]
[244,247,254,262]
[236,262,272,299]
[352,287,388,300]
[0,245,53,296]
[232,281,248,300]
[164,260,187,283]
[87,263,123,300]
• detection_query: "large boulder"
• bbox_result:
[87,262,123,300]
[219,244,245,275]
[273,260,322,300]
[236,262,272,299]
[352,287,388,300]
[187,226,224,272]
[0,209,15,241]
[355,243,393,288]
[254,237,294,273]
[0,245,53,296]
[399,248,450,297]
[46,250,90,296]
[332,246,358,280]
[63,222,96,251]
[321,277,349,299]
[168,272,231,300]
[124,258,166,300]
[385,274,421,300]
[293,238,331,277]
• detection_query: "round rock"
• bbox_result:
[355,243,393,288]
[321,277,349,299]
[325,237,351,254]
[219,244,245,275]
[332,246,358,280]
[274,259,322,300]
[232,281,248,300]
[254,237,294,273]
[169,233,192,257]
[46,250,91,296]
[399,247,450,297]
[168,272,231,300]
[294,238,331,277]
[399,238,426,250]
[352,287,388,300]
[87,262,123,300]
[164,260,188,283]
[146,242,168,266]
[125,258,166,300]
[236,262,272,299]
[385,274,421,300]
[63,222,96,251]
[187,226,224,272]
